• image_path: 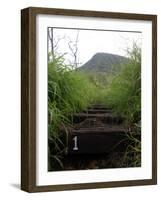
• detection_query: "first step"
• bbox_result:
[67,125,128,154]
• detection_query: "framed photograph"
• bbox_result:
[21,7,157,192]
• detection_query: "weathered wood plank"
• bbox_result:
[83,109,112,114]
[71,113,123,124]
[67,127,128,154]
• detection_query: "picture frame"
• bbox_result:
[21,7,157,192]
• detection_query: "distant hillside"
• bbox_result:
[78,52,128,73]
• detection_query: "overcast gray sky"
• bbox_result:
[48,28,142,66]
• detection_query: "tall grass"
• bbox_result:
[103,43,141,124]
[102,43,141,166]
[48,54,97,170]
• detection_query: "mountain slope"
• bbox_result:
[79,52,128,73]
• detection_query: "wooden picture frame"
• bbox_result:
[21,7,157,192]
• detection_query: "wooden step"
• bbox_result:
[67,125,128,154]
[88,104,109,109]
[72,125,127,134]
[83,109,112,114]
[73,118,105,129]
[71,113,123,124]
[87,106,110,110]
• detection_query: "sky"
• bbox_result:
[48,28,142,67]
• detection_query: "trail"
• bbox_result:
[62,104,129,170]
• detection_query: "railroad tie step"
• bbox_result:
[71,113,123,124]
[83,109,112,114]
[67,126,128,154]
[87,104,110,110]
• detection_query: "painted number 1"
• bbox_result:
[73,136,78,151]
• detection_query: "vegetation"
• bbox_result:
[103,43,141,124]
[48,43,141,170]
[48,55,97,170]
[101,43,141,167]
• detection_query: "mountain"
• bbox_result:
[78,52,128,73]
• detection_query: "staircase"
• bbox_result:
[67,104,128,155]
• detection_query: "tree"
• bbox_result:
[48,28,65,61]
[67,30,80,69]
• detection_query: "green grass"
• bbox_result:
[48,55,98,170]
[100,44,141,125]
[101,44,141,166]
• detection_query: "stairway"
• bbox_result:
[67,104,128,155]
